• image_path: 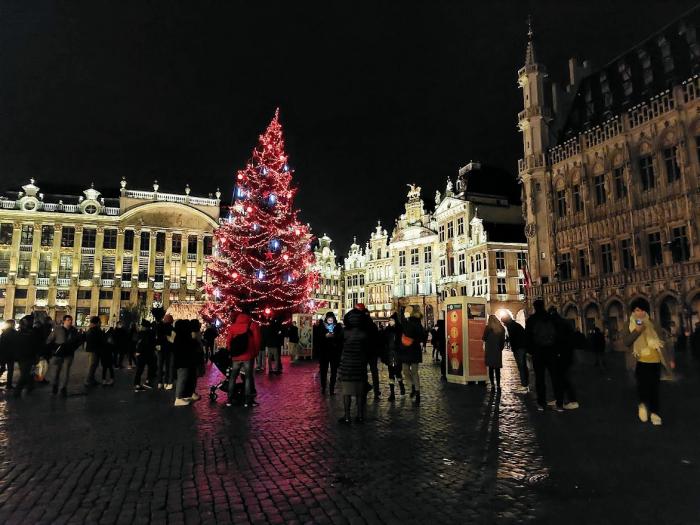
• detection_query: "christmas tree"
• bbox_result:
[203,109,317,325]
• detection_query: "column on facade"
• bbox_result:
[179,233,188,301]
[48,224,62,319]
[196,234,204,300]
[163,231,173,309]
[69,225,83,317]
[26,221,42,310]
[146,229,156,307]
[90,226,104,317]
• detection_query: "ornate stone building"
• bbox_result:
[364,222,393,322]
[0,178,220,326]
[343,237,366,311]
[310,234,343,320]
[518,10,700,338]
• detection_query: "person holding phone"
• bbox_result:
[623,299,674,426]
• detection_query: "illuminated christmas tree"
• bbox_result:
[203,109,317,325]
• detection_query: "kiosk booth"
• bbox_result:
[444,296,488,384]
[291,313,314,359]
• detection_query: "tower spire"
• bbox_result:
[525,15,536,66]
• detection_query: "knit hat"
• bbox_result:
[355,303,366,311]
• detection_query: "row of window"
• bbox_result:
[555,146,687,218]
[0,251,200,283]
[557,226,691,279]
[3,288,199,303]
[0,224,213,254]
[438,217,466,242]
[441,276,526,299]
[398,246,432,267]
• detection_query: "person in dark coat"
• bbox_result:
[134,320,157,391]
[47,314,83,396]
[358,304,382,399]
[435,319,446,381]
[173,319,196,406]
[482,315,506,390]
[113,320,131,369]
[549,307,579,410]
[287,321,300,362]
[502,313,528,393]
[0,319,18,390]
[398,307,426,407]
[381,312,405,401]
[525,299,562,411]
[84,316,104,388]
[588,325,606,369]
[339,307,372,423]
[13,316,42,398]
[225,306,261,408]
[315,312,343,395]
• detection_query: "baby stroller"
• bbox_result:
[209,347,245,404]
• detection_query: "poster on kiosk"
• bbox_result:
[444,296,488,384]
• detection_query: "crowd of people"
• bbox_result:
[0,297,686,426]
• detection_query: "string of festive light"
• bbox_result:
[202,109,318,327]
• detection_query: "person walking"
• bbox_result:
[134,319,157,391]
[381,312,405,402]
[435,319,446,382]
[338,305,372,423]
[316,312,343,395]
[266,317,284,374]
[84,316,104,388]
[47,314,83,397]
[188,319,205,401]
[398,307,426,407]
[113,320,131,369]
[225,306,261,408]
[623,299,673,426]
[13,316,42,398]
[549,308,579,410]
[482,315,506,390]
[100,325,115,386]
[502,313,529,393]
[0,319,18,390]
[525,299,562,412]
[358,305,381,400]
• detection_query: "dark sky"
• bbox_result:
[1,1,698,254]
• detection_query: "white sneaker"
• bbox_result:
[547,400,557,407]
[164,384,173,390]
[174,398,191,407]
[650,413,662,426]
[189,393,201,402]
[638,403,649,422]
[564,402,579,410]
[157,383,163,389]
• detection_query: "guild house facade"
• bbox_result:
[519,10,700,342]
[0,178,220,326]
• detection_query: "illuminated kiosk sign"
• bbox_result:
[444,296,488,384]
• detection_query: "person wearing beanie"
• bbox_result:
[381,312,406,401]
[397,306,426,407]
[623,299,674,426]
[315,312,343,395]
[339,306,372,423]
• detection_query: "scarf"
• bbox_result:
[628,313,663,360]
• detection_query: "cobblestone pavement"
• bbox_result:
[0,349,699,524]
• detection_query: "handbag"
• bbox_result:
[401,334,414,347]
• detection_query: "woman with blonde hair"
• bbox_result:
[623,299,674,426]
[482,314,506,390]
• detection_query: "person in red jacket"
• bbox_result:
[226,306,261,408]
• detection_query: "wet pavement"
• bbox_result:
[0,349,699,524]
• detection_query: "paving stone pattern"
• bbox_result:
[0,349,699,524]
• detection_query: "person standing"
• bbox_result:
[265,317,284,374]
[226,306,261,408]
[113,320,131,369]
[525,300,562,412]
[623,300,673,426]
[502,313,529,393]
[0,319,18,390]
[435,319,446,382]
[134,320,156,391]
[155,312,175,390]
[398,307,426,407]
[287,321,300,363]
[13,316,42,398]
[549,308,579,410]
[203,322,218,362]
[173,319,196,406]
[188,319,205,401]
[316,312,343,395]
[100,326,115,386]
[589,325,606,369]
[339,305,372,423]
[381,312,405,402]
[482,315,506,390]
[47,314,83,397]
[358,304,381,399]
[84,316,104,387]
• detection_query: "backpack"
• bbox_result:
[533,317,557,347]
[229,323,251,357]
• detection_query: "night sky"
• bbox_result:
[1,1,697,254]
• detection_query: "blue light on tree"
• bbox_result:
[283,164,289,172]
[268,193,277,205]
[257,269,265,280]
[270,239,280,251]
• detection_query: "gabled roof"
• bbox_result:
[559,5,700,140]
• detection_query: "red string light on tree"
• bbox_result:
[202,109,318,327]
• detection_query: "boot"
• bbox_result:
[399,381,406,396]
[413,391,421,407]
[388,384,395,402]
[244,395,258,408]
[410,385,416,399]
